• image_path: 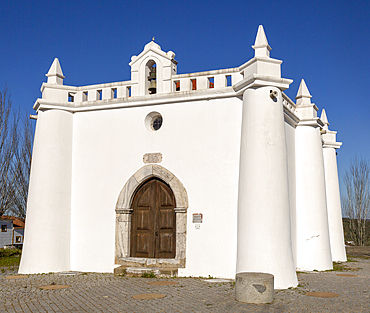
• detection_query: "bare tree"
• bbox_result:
[11,113,33,218]
[0,86,17,217]
[342,157,370,246]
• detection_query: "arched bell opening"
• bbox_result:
[145,60,157,95]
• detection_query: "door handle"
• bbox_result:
[155,231,159,236]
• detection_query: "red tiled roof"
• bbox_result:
[1,215,25,228]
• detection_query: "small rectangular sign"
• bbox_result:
[192,213,203,223]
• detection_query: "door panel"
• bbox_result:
[137,206,150,230]
[136,233,150,256]
[131,178,176,258]
[158,206,174,229]
[159,233,173,254]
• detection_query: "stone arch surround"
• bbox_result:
[115,164,188,268]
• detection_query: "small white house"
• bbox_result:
[0,216,25,248]
[19,25,346,289]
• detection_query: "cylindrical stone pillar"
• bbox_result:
[323,147,346,262]
[295,126,332,270]
[237,86,297,289]
[235,272,274,304]
[19,109,73,274]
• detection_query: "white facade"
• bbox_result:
[19,25,346,289]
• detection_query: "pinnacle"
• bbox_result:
[252,25,271,58]
[320,109,328,123]
[295,79,313,106]
[295,79,312,99]
[254,25,269,47]
[46,58,65,78]
[321,109,330,129]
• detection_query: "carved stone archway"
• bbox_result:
[115,164,188,268]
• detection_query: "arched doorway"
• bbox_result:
[130,178,176,258]
[115,164,188,268]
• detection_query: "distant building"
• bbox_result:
[0,216,25,248]
[20,25,346,289]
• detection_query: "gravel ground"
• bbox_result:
[0,252,369,312]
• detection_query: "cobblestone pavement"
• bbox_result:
[0,257,369,312]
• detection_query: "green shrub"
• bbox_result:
[141,271,156,278]
[0,248,22,258]
[0,248,22,267]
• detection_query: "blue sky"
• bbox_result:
[1,0,369,192]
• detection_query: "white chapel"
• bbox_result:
[19,25,346,289]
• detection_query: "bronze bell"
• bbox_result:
[149,70,156,79]
[148,80,157,94]
[148,67,156,79]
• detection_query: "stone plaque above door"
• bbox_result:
[143,152,162,164]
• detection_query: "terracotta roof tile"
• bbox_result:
[1,215,25,228]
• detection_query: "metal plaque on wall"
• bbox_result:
[192,213,203,223]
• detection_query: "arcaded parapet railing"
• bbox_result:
[40,67,243,106]
[282,92,296,114]
[40,80,133,105]
[171,68,242,92]
[282,92,300,126]
[75,81,133,102]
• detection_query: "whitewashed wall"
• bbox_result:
[19,110,73,274]
[284,122,297,266]
[69,96,242,278]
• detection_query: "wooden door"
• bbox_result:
[130,178,176,258]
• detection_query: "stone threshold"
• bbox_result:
[116,257,185,269]
[114,266,178,277]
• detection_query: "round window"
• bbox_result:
[151,115,163,131]
[145,112,163,131]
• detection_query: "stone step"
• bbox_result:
[126,267,160,276]
[114,266,178,277]
[116,257,183,269]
